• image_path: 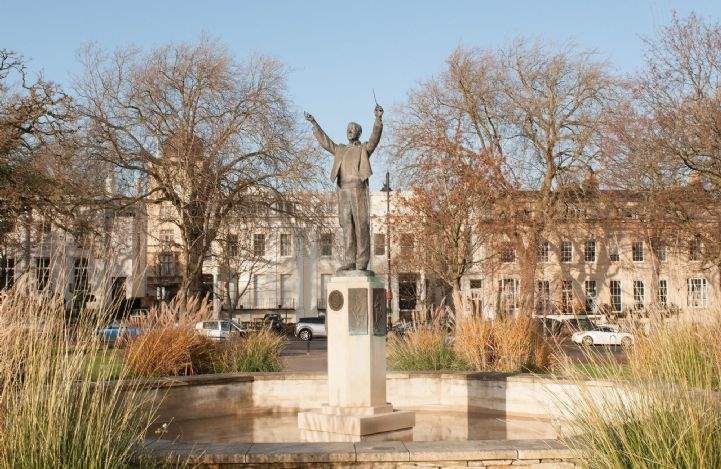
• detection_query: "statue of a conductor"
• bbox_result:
[305,104,383,272]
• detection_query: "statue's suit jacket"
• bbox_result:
[312,119,383,185]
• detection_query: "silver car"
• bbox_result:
[295,316,326,341]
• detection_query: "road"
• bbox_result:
[281,337,627,372]
[280,338,327,372]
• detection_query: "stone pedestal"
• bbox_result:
[298,272,414,441]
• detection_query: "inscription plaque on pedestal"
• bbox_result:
[348,288,368,335]
[372,288,387,336]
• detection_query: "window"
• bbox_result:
[253,275,264,308]
[111,277,126,306]
[159,204,174,220]
[279,201,295,215]
[658,279,668,306]
[689,236,702,261]
[373,233,386,256]
[159,252,175,276]
[400,233,414,256]
[652,240,667,262]
[73,258,89,293]
[537,240,549,262]
[319,274,331,309]
[535,280,550,314]
[280,233,292,257]
[253,234,266,257]
[469,279,483,290]
[226,234,238,257]
[399,273,419,311]
[687,278,708,308]
[633,280,645,309]
[280,274,293,308]
[632,241,644,262]
[498,278,519,315]
[159,229,173,243]
[320,233,333,257]
[584,240,596,262]
[608,241,620,262]
[500,243,515,263]
[35,257,50,290]
[585,280,597,313]
[560,241,572,263]
[610,280,621,312]
[561,280,573,314]
[0,257,14,290]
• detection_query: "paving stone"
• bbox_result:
[246,442,356,463]
[405,441,518,461]
[468,459,513,466]
[355,441,410,462]
[510,439,573,460]
[526,463,575,469]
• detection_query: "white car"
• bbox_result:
[195,320,245,340]
[572,325,634,347]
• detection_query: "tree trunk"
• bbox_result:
[518,230,540,316]
[180,240,206,308]
[451,278,467,319]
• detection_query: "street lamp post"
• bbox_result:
[380,171,393,328]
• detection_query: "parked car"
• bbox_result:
[195,320,246,340]
[97,324,142,343]
[572,325,634,347]
[390,320,412,336]
[262,312,284,332]
[295,316,326,341]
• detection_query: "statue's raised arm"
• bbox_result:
[304,112,337,155]
[366,105,383,155]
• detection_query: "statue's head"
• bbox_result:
[346,122,362,142]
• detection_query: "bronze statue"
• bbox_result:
[305,104,383,271]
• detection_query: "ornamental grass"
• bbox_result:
[387,306,552,373]
[560,319,721,469]
[211,328,286,373]
[0,277,159,469]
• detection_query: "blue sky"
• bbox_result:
[3,1,721,189]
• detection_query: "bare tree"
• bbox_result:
[75,38,320,302]
[390,155,500,316]
[0,50,76,242]
[392,41,617,315]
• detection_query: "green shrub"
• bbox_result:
[211,328,285,373]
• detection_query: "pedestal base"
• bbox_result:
[298,406,415,442]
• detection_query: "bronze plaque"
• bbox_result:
[328,290,344,311]
[372,288,387,336]
[348,288,368,335]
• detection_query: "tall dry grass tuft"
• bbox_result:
[388,307,552,373]
[453,316,493,370]
[492,315,551,372]
[0,275,159,468]
[124,297,216,377]
[388,307,469,371]
[455,314,552,373]
[560,319,721,468]
[212,328,286,373]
